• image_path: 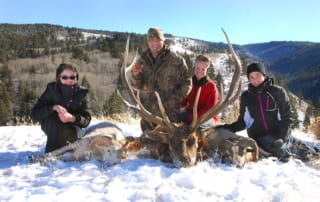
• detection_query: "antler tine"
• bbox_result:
[135,91,167,126]
[154,92,174,130]
[118,36,166,127]
[221,28,242,100]
[190,87,202,129]
[191,29,242,130]
[120,36,137,105]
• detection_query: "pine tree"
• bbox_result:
[81,75,98,114]
[297,88,304,106]
[103,91,123,117]
[207,63,216,80]
[315,97,320,116]
[274,72,288,90]
[290,101,300,129]
[0,64,14,125]
[214,72,224,95]
[0,64,15,103]
[303,114,310,132]
[182,53,193,76]
[0,84,11,125]
[15,81,38,122]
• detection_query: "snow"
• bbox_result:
[169,37,207,55]
[170,44,194,55]
[1,121,320,202]
[81,32,110,40]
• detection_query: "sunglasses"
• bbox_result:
[61,75,76,80]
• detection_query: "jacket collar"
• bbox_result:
[192,75,210,86]
[56,81,79,99]
[248,77,273,93]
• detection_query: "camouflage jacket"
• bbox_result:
[131,45,192,122]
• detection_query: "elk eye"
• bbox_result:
[186,137,195,147]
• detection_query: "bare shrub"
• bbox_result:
[309,116,320,140]
[219,101,240,124]
[8,51,121,115]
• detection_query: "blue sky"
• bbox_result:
[1,0,319,44]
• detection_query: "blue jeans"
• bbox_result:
[177,111,190,125]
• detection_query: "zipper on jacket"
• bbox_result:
[66,99,73,109]
[258,94,269,134]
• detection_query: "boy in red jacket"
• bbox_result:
[179,54,219,129]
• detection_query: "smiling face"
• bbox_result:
[148,37,164,58]
[194,61,209,80]
[248,71,266,87]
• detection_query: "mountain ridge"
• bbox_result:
[1,23,319,106]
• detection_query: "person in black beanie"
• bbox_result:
[31,64,91,153]
[217,62,293,161]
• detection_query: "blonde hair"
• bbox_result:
[195,54,211,68]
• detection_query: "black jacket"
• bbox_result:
[31,81,91,128]
[223,77,293,141]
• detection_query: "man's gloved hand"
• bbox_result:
[272,138,284,148]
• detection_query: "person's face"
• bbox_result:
[194,61,209,80]
[148,37,164,57]
[59,69,78,86]
[248,72,265,87]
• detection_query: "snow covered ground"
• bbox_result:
[1,121,320,202]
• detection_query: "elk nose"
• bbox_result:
[182,154,192,165]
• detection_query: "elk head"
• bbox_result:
[118,29,242,168]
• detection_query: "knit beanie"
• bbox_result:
[246,63,266,78]
[147,28,164,41]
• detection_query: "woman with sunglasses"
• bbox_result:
[31,63,91,153]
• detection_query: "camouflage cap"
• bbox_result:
[147,28,164,41]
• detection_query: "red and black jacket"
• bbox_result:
[180,75,219,123]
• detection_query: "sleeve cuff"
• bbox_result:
[75,115,81,124]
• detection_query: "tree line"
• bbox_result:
[0,23,319,134]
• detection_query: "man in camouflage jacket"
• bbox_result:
[131,28,192,131]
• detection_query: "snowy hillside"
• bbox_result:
[1,122,320,202]
[169,37,209,55]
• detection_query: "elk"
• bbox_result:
[119,29,259,168]
[31,121,127,166]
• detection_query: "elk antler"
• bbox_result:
[117,36,173,131]
[191,28,242,130]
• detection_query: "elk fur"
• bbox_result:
[201,128,259,168]
[31,122,127,166]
